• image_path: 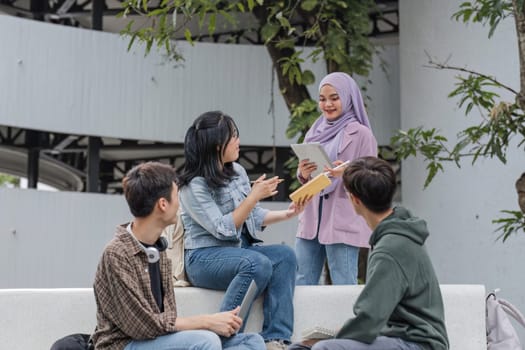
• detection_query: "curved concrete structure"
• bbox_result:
[0,147,83,191]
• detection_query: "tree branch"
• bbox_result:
[423,51,519,95]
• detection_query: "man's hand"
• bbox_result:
[207,306,242,337]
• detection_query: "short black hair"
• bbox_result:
[178,111,239,189]
[342,156,396,213]
[122,162,178,217]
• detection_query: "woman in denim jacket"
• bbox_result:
[178,111,308,350]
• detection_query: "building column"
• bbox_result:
[86,136,101,192]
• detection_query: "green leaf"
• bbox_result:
[302,70,316,85]
[276,13,291,29]
[184,28,193,43]
[219,9,235,25]
[208,13,216,35]
[275,38,296,50]
[148,8,167,17]
[493,210,525,242]
[145,38,153,55]
[261,23,280,42]
[300,0,318,11]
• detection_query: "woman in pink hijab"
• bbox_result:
[295,72,378,285]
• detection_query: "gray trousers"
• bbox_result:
[310,336,422,350]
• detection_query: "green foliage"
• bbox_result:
[279,51,307,85]
[120,0,375,78]
[392,76,525,185]
[284,98,320,190]
[392,1,525,240]
[447,74,525,164]
[452,0,513,37]
[119,0,376,193]
[493,210,525,242]
[119,0,375,102]
[286,99,319,140]
[0,173,20,188]
[448,75,499,114]
[391,127,450,188]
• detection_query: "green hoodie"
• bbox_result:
[336,207,449,350]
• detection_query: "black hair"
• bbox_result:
[342,156,396,214]
[122,161,178,217]
[178,111,239,189]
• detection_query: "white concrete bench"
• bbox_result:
[0,285,486,350]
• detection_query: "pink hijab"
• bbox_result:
[305,72,371,148]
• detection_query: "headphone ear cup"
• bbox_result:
[157,236,168,252]
[144,247,160,264]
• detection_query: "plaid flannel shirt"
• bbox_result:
[91,225,178,350]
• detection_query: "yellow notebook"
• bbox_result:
[289,173,331,203]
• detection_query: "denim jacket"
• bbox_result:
[179,162,269,249]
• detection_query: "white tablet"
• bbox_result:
[291,142,332,177]
[238,280,258,321]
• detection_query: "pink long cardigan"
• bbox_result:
[296,121,378,247]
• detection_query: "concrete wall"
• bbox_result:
[0,14,399,147]
[0,15,302,145]
[356,38,400,146]
[400,0,525,340]
[0,187,297,288]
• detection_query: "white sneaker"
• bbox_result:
[265,340,288,350]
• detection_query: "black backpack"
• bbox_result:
[50,333,94,350]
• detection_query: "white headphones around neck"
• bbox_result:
[126,223,168,264]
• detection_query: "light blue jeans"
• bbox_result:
[124,330,265,350]
[185,243,296,343]
[295,236,359,285]
[311,336,422,350]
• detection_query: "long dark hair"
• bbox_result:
[178,111,239,189]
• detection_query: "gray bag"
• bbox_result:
[486,290,525,350]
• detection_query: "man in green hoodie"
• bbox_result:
[312,156,449,350]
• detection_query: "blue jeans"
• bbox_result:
[124,330,265,350]
[185,244,297,342]
[311,336,422,350]
[295,236,359,285]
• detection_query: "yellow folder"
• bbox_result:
[289,173,332,203]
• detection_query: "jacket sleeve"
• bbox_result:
[336,252,407,343]
[234,164,269,231]
[96,251,177,339]
[179,178,239,240]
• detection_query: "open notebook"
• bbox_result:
[291,142,332,177]
[301,326,337,340]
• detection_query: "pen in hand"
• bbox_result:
[250,179,285,184]
[323,160,350,177]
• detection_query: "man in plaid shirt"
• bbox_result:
[91,162,265,350]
